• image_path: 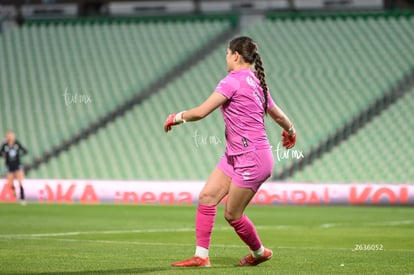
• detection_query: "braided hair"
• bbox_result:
[228,36,269,114]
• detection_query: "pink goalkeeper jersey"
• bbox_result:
[215,68,275,156]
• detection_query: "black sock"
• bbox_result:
[20,186,25,200]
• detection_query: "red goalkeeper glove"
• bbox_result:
[164,111,186,132]
[282,126,296,149]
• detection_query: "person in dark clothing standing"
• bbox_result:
[0,130,28,204]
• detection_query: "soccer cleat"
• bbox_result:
[239,248,273,266]
[171,256,211,267]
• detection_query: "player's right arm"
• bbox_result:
[182,92,227,122]
[164,92,227,132]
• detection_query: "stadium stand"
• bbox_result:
[257,13,414,179]
[0,15,233,170]
[30,46,228,179]
[290,86,414,183]
[259,13,414,151]
[2,12,413,182]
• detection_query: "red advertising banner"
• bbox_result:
[1,180,413,205]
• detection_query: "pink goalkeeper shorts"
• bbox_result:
[217,149,274,192]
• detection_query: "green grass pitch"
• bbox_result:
[0,204,413,274]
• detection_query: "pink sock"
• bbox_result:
[196,204,217,249]
[229,215,262,251]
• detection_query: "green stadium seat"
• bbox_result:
[3,13,413,181]
[290,87,414,183]
[0,17,232,176]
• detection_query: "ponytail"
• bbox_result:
[254,53,268,114]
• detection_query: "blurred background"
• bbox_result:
[1,0,413,185]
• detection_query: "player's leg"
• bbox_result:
[171,167,231,267]
[225,183,272,266]
[196,168,231,255]
[15,169,26,203]
[225,149,274,266]
[6,172,16,199]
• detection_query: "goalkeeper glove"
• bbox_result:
[164,111,186,132]
[282,126,296,149]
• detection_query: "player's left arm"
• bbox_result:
[267,105,296,149]
[267,105,293,132]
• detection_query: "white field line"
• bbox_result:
[0,227,199,238]
[0,226,231,238]
[319,220,414,228]
[0,225,284,239]
[0,219,412,239]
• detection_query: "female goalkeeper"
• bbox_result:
[164,36,296,267]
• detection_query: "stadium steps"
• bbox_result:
[260,14,414,148]
[252,14,414,179]
[0,16,237,176]
[29,43,231,179]
[289,83,414,183]
[22,17,240,179]
[10,12,414,181]
[0,16,230,172]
